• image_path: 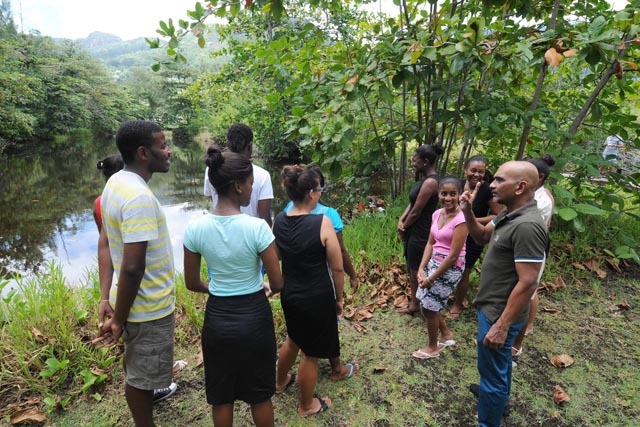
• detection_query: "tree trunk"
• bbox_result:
[516,0,561,159]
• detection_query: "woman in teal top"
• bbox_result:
[183,145,283,427]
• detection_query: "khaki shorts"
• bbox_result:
[122,313,175,390]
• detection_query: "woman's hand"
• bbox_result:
[417,268,427,288]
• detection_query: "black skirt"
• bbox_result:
[283,292,340,359]
[201,290,276,405]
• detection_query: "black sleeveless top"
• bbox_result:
[404,174,439,241]
[273,212,335,303]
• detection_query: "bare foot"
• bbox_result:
[298,396,331,417]
[525,327,534,336]
[330,362,359,382]
[446,306,462,319]
[397,305,420,316]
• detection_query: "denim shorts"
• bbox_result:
[123,312,175,390]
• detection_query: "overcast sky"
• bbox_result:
[12,0,630,41]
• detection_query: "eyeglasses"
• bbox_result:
[312,187,324,193]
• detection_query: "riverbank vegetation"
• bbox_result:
[1,199,639,425]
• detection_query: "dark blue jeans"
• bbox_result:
[477,309,524,427]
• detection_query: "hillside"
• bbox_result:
[70,29,226,72]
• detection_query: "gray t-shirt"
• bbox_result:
[474,201,547,324]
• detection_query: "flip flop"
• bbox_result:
[412,349,440,359]
[301,396,330,417]
[345,363,357,378]
[335,362,359,381]
[172,359,188,374]
[512,347,523,357]
[276,372,296,394]
[437,339,456,348]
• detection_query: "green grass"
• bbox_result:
[2,202,640,426]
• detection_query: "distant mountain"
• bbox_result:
[72,30,226,71]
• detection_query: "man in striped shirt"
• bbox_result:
[461,161,547,427]
[94,120,175,427]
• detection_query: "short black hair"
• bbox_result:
[115,120,162,163]
[226,123,253,154]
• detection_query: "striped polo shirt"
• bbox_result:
[101,170,175,322]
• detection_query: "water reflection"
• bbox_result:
[0,142,210,288]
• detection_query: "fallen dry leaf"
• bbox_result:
[393,295,408,308]
[617,300,631,310]
[571,262,586,271]
[553,385,570,404]
[343,307,356,320]
[10,408,47,425]
[605,257,622,273]
[31,328,45,343]
[90,367,106,376]
[194,349,204,368]
[373,366,386,373]
[541,307,560,314]
[583,257,599,272]
[550,354,574,368]
[353,322,368,333]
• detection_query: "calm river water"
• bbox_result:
[0,141,288,294]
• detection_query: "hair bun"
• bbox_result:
[541,154,556,167]
[433,143,444,155]
[205,145,225,170]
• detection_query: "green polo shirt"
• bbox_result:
[474,200,547,324]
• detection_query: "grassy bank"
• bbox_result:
[1,201,639,426]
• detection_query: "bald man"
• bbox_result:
[460,161,547,427]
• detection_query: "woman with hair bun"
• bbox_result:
[512,154,555,359]
[93,154,124,231]
[183,145,284,427]
[273,164,345,417]
[397,143,444,316]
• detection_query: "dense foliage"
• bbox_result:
[0,16,136,153]
[152,0,640,257]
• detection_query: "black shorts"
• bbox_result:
[201,290,276,405]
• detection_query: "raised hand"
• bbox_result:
[460,181,481,212]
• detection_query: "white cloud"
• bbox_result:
[15,0,196,40]
[13,0,630,41]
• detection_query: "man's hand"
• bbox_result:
[482,322,509,349]
[336,300,344,318]
[98,300,114,329]
[92,318,124,348]
[349,276,358,293]
[460,181,481,213]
